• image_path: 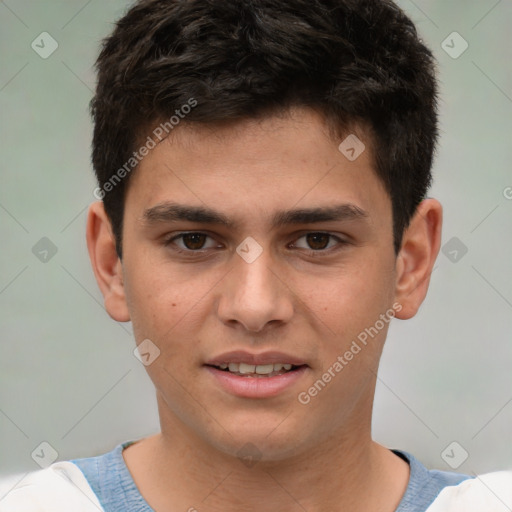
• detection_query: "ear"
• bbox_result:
[394,198,443,320]
[86,201,130,322]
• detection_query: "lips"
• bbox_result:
[204,350,308,367]
[204,350,309,397]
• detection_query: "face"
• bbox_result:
[111,108,402,460]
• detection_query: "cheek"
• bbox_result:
[123,257,222,364]
[301,261,396,353]
[122,260,184,341]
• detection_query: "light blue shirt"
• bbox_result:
[71,441,472,511]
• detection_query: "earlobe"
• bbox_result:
[394,199,443,320]
[86,201,131,322]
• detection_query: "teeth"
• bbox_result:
[218,363,296,375]
[239,363,256,374]
[255,364,274,375]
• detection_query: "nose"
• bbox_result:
[216,247,294,333]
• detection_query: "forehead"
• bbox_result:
[125,107,390,229]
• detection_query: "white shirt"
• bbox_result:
[1,460,512,511]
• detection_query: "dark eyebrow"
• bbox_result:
[140,201,368,229]
[272,204,368,226]
[141,203,234,227]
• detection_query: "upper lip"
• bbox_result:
[205,350,308,367]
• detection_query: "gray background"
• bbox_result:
[1,0,511,489]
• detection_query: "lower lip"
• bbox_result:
[205,366,308,398]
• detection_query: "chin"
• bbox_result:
[201,413,311,463]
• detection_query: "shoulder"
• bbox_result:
[394,450,512,512]
[393,449,471,511]
[0,461,103,512]
[70,440,152,511]
[426,470,512,512]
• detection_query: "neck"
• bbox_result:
[123,398,409,512]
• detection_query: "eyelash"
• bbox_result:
[163,231,348,257]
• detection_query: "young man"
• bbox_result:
[1,0,511,511]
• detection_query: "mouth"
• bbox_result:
[205,362,307,378]
[204,352,309,398]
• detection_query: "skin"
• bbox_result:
[87,107,442,512]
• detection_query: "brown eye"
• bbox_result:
[181,233,207,250]
[305,233,331,250]
[291,232,346,254]
[164,232,219,252]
